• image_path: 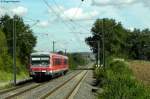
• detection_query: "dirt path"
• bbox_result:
[129,60,150,86]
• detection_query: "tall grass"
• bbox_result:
[0,55,28,81]
[95,59,150,99]
[0,30,28,83]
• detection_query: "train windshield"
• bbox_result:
[31,56,50,66]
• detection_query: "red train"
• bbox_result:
[29,52,69,80]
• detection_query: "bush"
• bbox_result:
[93,67,107,87]
[97,59,150,99]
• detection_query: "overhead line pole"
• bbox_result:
[13,18,16,85]
[65,49,67,55]
[98,40,100,67]
[53,41,55,53]
[102,19,105,68]
[86,40,100,67]
[1,0,20,85]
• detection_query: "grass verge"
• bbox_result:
[94,59,150,99]
[128,60,150,86]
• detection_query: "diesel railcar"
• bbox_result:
[29,52,69,80]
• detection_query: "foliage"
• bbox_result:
[0,14,36,82]
[0,30,28,81]
[96,60,150,99]
[67,53,87,69]
[85,18,150,61]
[85,18,129,61]
[126,29,150,60]
[0,15,37,64]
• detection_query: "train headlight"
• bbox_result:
[30,71,35,75]
[42,70,46,72]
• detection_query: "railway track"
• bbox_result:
[41,70,88,99]
[66,71,87,99]
[0,80,47,99]
[0,82,32,95]
[0,71,79,99]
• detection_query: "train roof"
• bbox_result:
[31,52,50,56]
[31,52,68,59]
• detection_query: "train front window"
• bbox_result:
[31,56,50,66]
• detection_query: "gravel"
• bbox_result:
[11,70,80,99]
[0,68,97,99]
[73,70,96,99]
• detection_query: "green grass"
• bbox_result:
[0,57,28,81]
[0,55,28,89]
[0,30,29,89]
[95,59,150,99]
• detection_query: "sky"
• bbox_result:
[0,0,150,52]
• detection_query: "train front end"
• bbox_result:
[29,52,52,79]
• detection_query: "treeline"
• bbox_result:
[0,15,36,81]
[85,18,150,61]
[0,15,36,64]
[0,15,36,65]
[67,53,87,69]
[86,18,150,98]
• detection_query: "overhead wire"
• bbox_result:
[52,0,87,50]
[69,0,91,32]
[42,0,81,50]
[71,1,82,20]
[43,0,91,52]
[53,0,89,32]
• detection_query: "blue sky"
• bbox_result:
[0,0,150,52]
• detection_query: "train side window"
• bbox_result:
[54,58,61,65]
[64,59,67,65]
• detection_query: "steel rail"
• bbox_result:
[65,71,88,99]
[40,71,83,99]
[2,71,74,99]
[41,71,87,99]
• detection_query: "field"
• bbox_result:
[129,60,150,86]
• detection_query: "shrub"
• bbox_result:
[94,67,106,86]
[97,59,150,99]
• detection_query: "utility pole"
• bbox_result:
[1,0,20,86]
[102,19,105,68]
[53,41,55,53]
[65,49,67,55]
[97,41,100,67]
[13,18,16,85]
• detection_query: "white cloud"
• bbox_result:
[142,0,150,8]
[60,7,99,20]
[37,21,49,28]
[92,0,150,9]
[11,6,28,16]
[92,0,138,7]
[48,5,65,14]
[0,6,28,17]
[48,6,98,21]
[0,7,7,17]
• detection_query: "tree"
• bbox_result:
[0,15,37,64]
[85,18,129,61]
[127,28,150,60]
[0,28,7,55]
[86,18,150,61]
